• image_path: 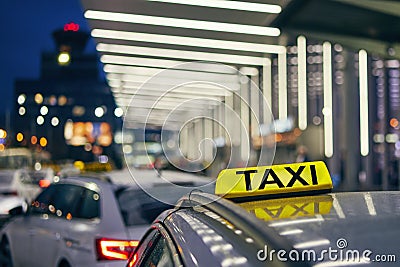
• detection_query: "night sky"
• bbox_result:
[0,1,97,120]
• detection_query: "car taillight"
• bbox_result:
[96,238,139,261]
[39,179,51,188]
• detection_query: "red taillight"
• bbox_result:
[95,238,139,261]
[39,179,51,188]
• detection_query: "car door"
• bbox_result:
[63,187,102,266]
[29,183,84,267]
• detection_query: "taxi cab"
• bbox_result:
[127,161,399,267]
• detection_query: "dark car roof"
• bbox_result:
[251,192,400,258]
[164,190,400,266]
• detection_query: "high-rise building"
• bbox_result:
[13,22,120,166]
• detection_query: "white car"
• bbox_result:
[0,175,208,267]
[0,169,41,203]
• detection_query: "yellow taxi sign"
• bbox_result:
[215,161,332,199]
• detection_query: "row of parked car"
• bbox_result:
[0,166,214,267]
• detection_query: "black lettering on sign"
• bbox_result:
[262,206,284,219]
[285,166,309,187]
[236,170,257,191]
[290,203,310,216]
[310,164,318,185]
[259,169,285,189]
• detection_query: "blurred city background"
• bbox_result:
[1,0,400,192]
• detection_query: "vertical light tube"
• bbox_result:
[204,118,213,162]
[297,36,307,130]
[240,77,250,162]
[323,42,333,158]
[250,74,260,138]
[278,51,287,120]
[225,94,234,145]
[359,49,369,156]
[262,58,272,125]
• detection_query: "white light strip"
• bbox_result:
[279,229,303,236]
[332,195,345,218]
[363,192,376,216]
[106,72,239,86]
[118,95,218,106]
[113,83,232,96]
[297,36,307,130]
[262,58,272,125]
[104,63,237,75]
[269,216,324,227]
[92,29,285,54]
[278,52,287,120]
[97,43,265,66]
[115,91,222,101]
[85,10,280,36]
[104,65,238,82]
[359,49,369,157]
[147,0,282,13]
[101,54,186,69]
[323,42,333,158]
[293,239,330,249]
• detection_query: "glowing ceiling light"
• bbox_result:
[323,42,333,158]
[297,36,307,130]
[84,10,280,36]
[147,0,281,13]
[97,43,265,65]
[91,29,285,54]
[103,63,237,76]
[359,49,369,157]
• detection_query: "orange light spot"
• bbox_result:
[390,118,399,128]
[275,133,283,142]
[31,136,38,145]
[16,132,24,142]
[39,137,47,147]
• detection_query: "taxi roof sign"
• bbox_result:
[215,161,333,200]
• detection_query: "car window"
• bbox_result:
[31,185,57,214]
[116,188,174,226]
[140,235,174,267]
[76,188,100,219]
[51,184,83,217]
[31,184,83,218]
